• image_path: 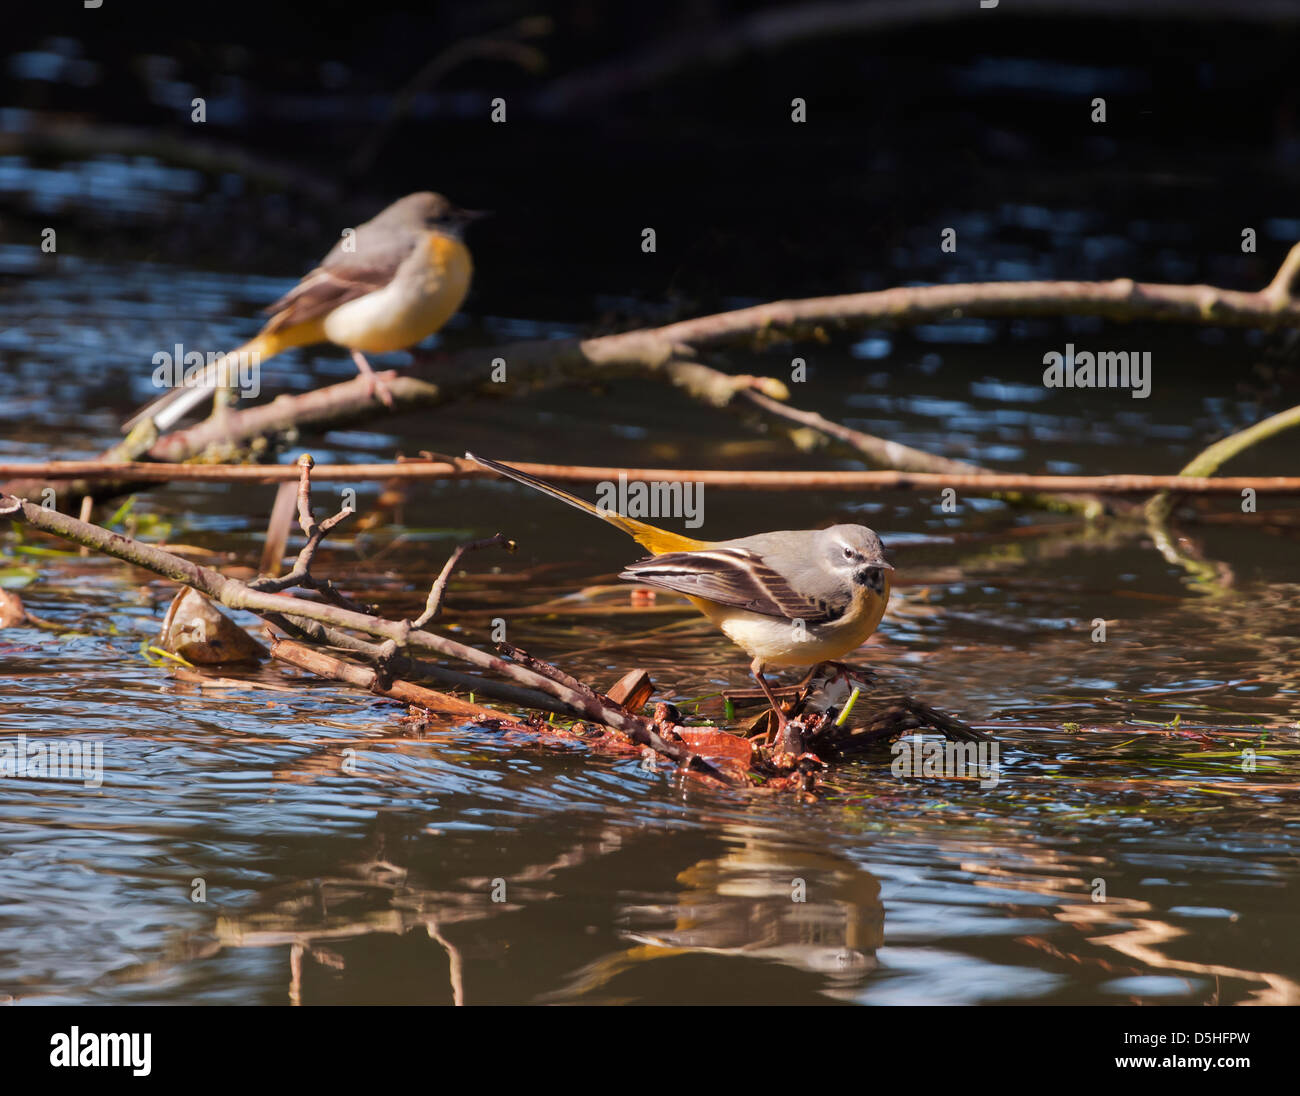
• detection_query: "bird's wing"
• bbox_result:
[620,547,846,623]
[261,227,420,332]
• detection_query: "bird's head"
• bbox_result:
[822,524,893,594]
[397,192,489,238]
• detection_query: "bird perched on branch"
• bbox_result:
[466,454,893,731]
[123,192,482,434]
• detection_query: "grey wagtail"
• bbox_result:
[124,192,481,434]
[467,454,894,730]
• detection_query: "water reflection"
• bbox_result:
[2,159,1299,1006]
[4,520,1298,1005]
[544,834,884,1003]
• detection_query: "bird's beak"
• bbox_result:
[451,207,492,226]
[877,561,895,571]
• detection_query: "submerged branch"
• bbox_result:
[0,486,722,779]
[1145,400,1300,525]
[270,637,526,727]
[1142,399,1300,589]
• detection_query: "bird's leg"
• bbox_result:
[194,350,246,432]
[210,378,237,431]
[351,349,394,409]
[750,657,789,742]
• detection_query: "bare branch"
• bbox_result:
[249,455,364,615]
[412,533,515,628]
[9,249,1299,506]
[0,491,725,778]
[7,458,1300,497]
[496,641,621,712]
[270,637,527,727]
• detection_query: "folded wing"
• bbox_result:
[620,547,845,623]
[262,207,430,331]
[262,257,401,333]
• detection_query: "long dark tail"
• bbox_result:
[463,453,702,554]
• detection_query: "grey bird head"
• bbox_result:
[821,524,893,593]
[376,191,487,238]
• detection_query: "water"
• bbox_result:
[2,152,1299,1006]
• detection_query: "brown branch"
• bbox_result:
[264,610,593,718]
[248,454,366,616]
[741,388,985,478]
[0,488,723,778]
[271,637,527,727]
[412,533,515,628]
[10,248,1299,507]
[567,255,1300,353]
[738,387,1104,515]
[496,641,622,712]
[6,457,1300,496]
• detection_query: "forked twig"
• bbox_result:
[250,454,364,613]
[412,533,515,628]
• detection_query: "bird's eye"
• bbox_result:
[843,546,855,560]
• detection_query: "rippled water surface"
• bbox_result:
[2,156,1299,1006]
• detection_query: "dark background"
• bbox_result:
[2,0,1297,330]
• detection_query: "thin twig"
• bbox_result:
[6,458,1300,495]
[496,641,622,712]
[250,455,363,613]
[412,533,515,628]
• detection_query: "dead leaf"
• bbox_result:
[158,588,266,664]
[0,589,27,629]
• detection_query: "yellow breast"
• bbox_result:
[322,232,473,353]
[688,577,891,667]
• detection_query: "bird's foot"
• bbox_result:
[764,710,790,747]
[771,749,825,771]
[351,349,395,409]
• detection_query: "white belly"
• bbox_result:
[323,237,471,353]
[691,584,889,667]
